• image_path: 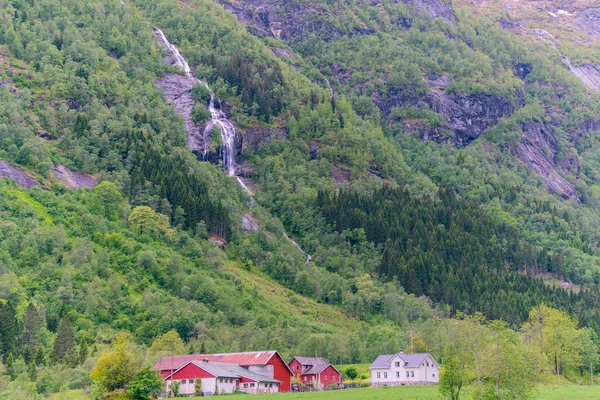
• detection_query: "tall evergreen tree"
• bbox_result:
[21,302,42,351]
[0,302,19,360]
[51,317,75,364]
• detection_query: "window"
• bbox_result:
[433,374,436,377]
[395,361,400,367]
[243,383,248,388]
[406,372,409,378]
[411,371,414,377]
[376,372,380,379]
[219,378,223,383]
[383,372,387,378]
[250,383,255,387]
[427,361,429,367]
[189,379,194,384]
[396,372,400,378]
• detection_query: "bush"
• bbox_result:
[359,382,371,388]
[192,103,211,124]
[128,367,164,400]
[343,366,358,380]
[192,84,212,105]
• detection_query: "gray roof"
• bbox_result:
[225,363,282,383]
[291,357,339,375]
[164,360,281,383]
[370,353,434,369]
[399,353,431,368]
[370,354,395,369]
[190,361,239,378]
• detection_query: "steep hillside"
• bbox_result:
[1,0,600,397]
[216,0,600,291]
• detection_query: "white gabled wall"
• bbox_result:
[370,354,439,386]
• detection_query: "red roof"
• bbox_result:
[199,351,278,366]
[154,355,200,372]
[154,351,292,375]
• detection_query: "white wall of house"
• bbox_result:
[167,377,241,395]
[258,382,279,393]
[214,377,239,394]
[370,354,439,386]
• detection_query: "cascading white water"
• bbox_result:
[155,28,237,177]
[325,78,334,98]
[155,28,311,261]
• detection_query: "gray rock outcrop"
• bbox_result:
[0,161,38,189]
[574,8,600,37]
[155,73,208,155]
[564,57,600,91]
[515,122,580,202]
[53,165,94,189]
[242,213,260,232]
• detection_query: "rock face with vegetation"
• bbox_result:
[3,0,600,398]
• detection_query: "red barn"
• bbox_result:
[153,351,293,392]
[288,357,341,388]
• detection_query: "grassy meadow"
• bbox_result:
[185,385,600,400]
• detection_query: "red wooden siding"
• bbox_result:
[289,359,302,378]
[319,365,341,385]
[267,353,292,391]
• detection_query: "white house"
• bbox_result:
[370,351,439,387]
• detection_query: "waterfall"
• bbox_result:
[325,78,334,98]
[283,231,313,263]
[155,28,311,261]
[155,28,237,177]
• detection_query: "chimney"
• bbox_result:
[399,350,404,354]
[203,358,209,362]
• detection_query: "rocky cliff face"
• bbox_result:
[241,126,288,152]
[155,72,207,155]
[0,161,38,189]
[377,87,518,147]
[515,122,580,202]
[53,165,94,189]
[221,0,372,44]
[564,57,600,91]
[574,7,600,37]
[220,0,455,44]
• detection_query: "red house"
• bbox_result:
[153,351,293,392]
[288,357,341,388]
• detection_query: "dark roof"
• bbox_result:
[290,357,340,376]
[370,352,435,369]
[163,360,281,383]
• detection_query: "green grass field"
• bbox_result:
[183,384,600,400]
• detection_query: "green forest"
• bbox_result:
[0,0,600,398]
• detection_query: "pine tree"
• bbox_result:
[78,337,89,365]
[5,352,14,378]
[21,302,42,351]
[0,302,18,359]
[34,346,45,366]
[51,317,75,364]
[27,361,37,382]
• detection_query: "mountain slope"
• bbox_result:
[1,0,600,397]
